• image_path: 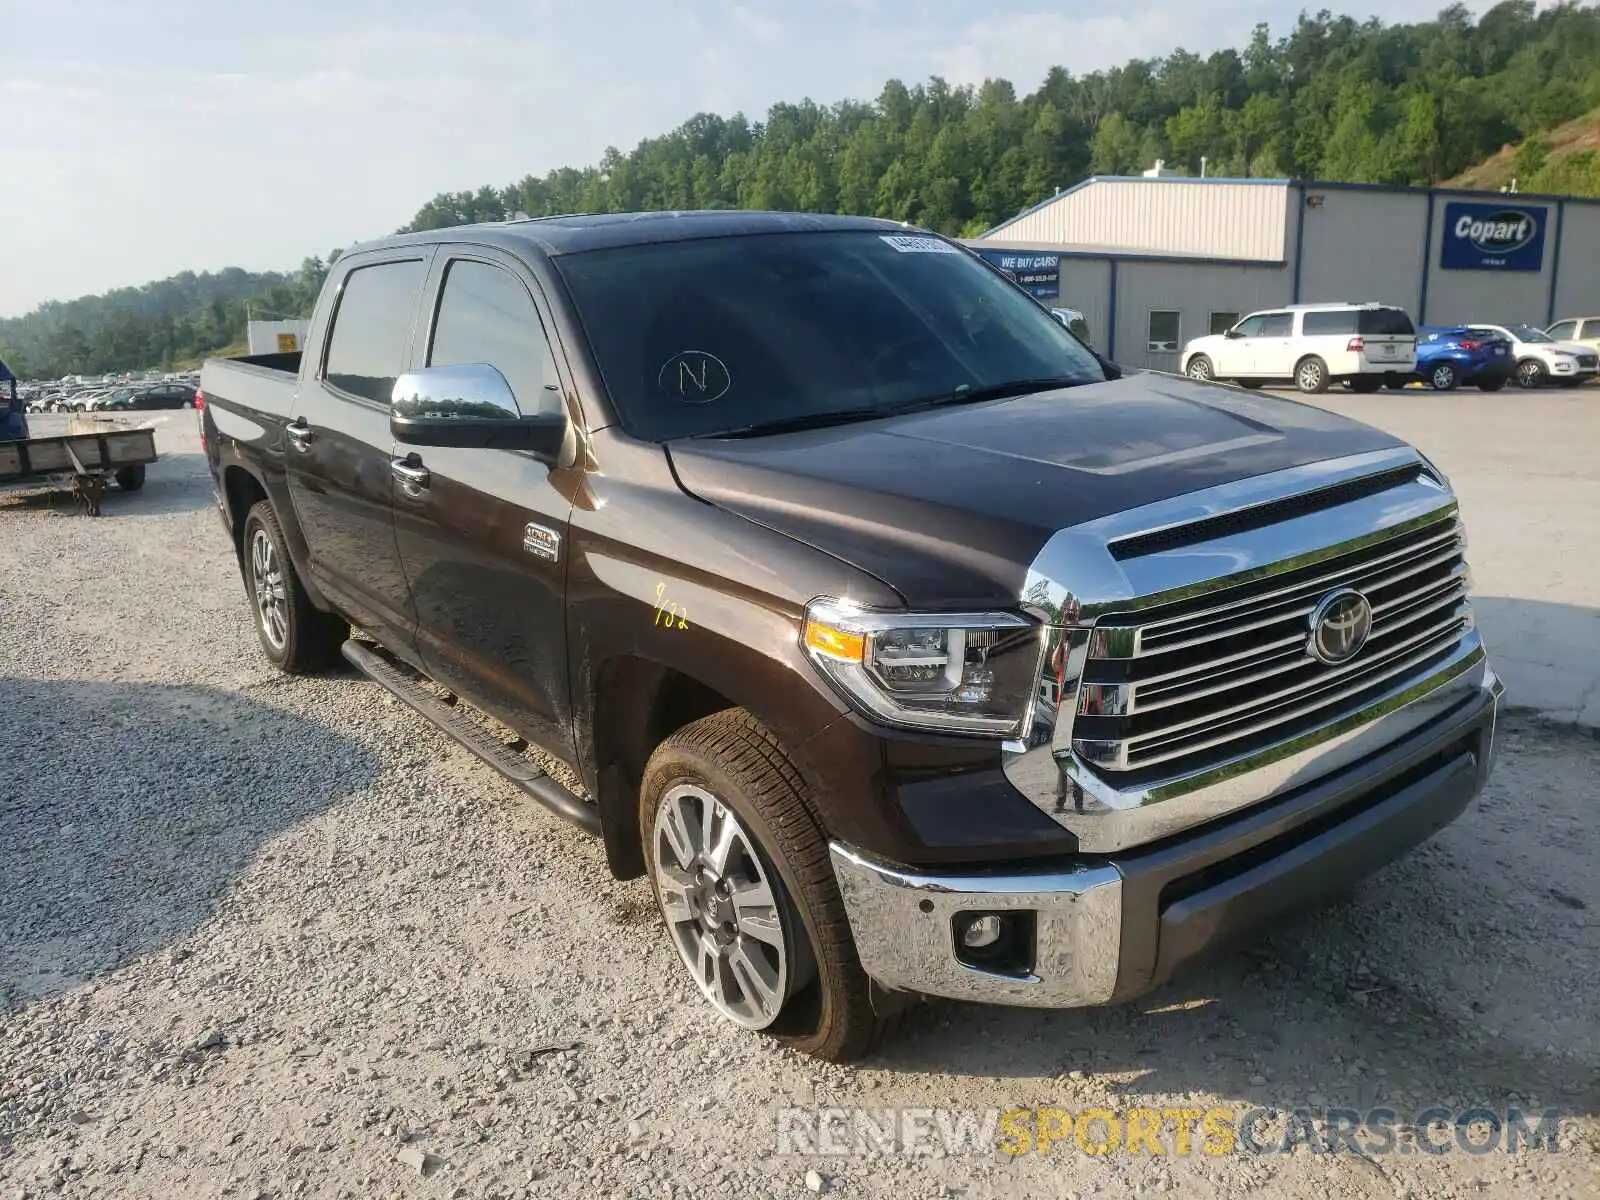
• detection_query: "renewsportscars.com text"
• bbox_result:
[774,1106,1563,1158]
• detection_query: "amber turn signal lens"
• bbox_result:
[803,618,866,662]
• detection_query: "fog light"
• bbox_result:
[960,914,1005,949]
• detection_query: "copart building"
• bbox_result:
[964,175,1600,370]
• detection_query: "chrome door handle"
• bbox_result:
[285,419,314,451]
[390,456,431,496]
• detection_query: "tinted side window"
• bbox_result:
[1301,310,1357,336]
[1259,313,1293,336]
[1546,320,1577,340]
[323,260,427,403]
[428,260,560,414]
[1359,308,1416,336]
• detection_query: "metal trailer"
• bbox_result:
[1,364,159,515]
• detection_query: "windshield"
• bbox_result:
[1509,324,1554,343]
[553,230,1108,441]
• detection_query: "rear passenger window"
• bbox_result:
[1358,308,1416,336]
[323,260,427,403]
[1302,310,1357,336]
[1259,313,1293,336]
[428,260,561,414]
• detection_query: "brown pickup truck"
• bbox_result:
[200,211,1502,1061]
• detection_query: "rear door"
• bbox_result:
[285,250,432,656]
[1358,307,1416,369]
[390,248,578,754]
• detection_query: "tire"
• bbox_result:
[1185,355,1214,382]
[1427,362,1460,392]
[1515,359,1545,389]
[1557,378,1585,388]
[114,464,146,491]
[1295,356,1330,394]
[240,500,347,674]
[1476,376,1508,393]
[1348,377,1381,394]
[639,709,898,1062]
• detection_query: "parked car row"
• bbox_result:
[1181,303,1598,394]
[25,375,199,413]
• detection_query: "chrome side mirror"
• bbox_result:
[391,364,570,462]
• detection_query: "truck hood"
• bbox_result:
[666,374,1405,609]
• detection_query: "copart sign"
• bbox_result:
[1440,201,1547,271]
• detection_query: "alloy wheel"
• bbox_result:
[249,528,289,650]
[1431,365,1457,391]
[1297,361,1323,391]
[1186,358,1212,381]
[652,783,790,1029]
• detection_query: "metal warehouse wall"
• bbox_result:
[1058,258,1113,348]
[1295,189,1427,314]
[1551,203,1600,322]
[1111,261,1290,371]
[993,179,1290,261]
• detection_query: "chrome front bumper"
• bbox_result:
[831,665,1502,1008]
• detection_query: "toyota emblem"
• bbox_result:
[1308,589,1373,665]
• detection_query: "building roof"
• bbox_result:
[983,173,1600,240]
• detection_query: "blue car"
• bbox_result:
[1414,326,1514,392]
[0,357,26,443]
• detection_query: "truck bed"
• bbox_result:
[200,351,301,418]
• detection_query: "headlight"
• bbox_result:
[801,598,1043,736]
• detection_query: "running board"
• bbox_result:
[340,639,601,836]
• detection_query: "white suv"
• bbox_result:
[1470,323,1599,389]
[1182,302,1418,394]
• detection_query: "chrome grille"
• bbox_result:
[1071,515,1471,776]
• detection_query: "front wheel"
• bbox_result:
[1185,355,1214,382]
[240,501,348,673]
[640,710,897,1061]
[1428,363,1460,391]
[1295,356,1330,394]
[1516,359,1546,389]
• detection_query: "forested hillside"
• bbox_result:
[403,2,1600,237]
[6,1,1598,378]
[0,257,339,381]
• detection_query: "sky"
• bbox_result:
[4,0,1471,317]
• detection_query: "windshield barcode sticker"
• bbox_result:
[880,235,960,254]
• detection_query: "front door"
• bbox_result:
[1216,314,1265,376]
[390,250,577,756]
[1251,311,1297,378]
[285,252,431,657]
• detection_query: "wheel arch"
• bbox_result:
[582,644,845,882]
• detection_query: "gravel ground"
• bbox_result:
[2,413,1597,1199]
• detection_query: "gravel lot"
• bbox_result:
[2,405,1597,1200]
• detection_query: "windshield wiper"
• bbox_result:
[891,375,1087,414]
[699,407,888,439]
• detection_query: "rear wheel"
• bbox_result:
[640,709,899,1062]
[240,500,347,673]
[1348,377,1381,394]
[1295,356,1330,394]
[1516,359,1546,389]
[1185,355,1214,382]
[1427,363,1460,391]
[114,464,146,491]
[1476,376,1508,393]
